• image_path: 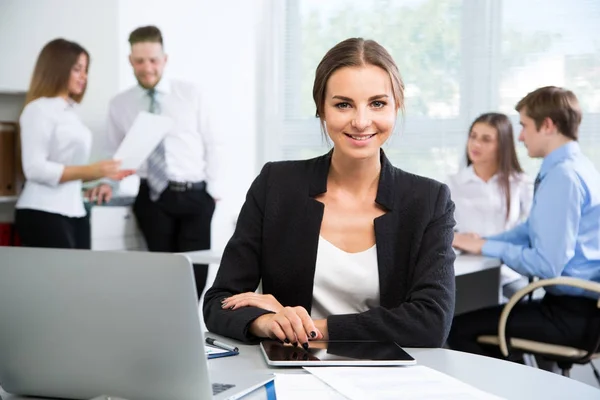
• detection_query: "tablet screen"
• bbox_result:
[260,340,416,366]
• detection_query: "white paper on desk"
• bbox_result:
[274,373,348,400]
[305,366,505,400]
[113,111,174,170]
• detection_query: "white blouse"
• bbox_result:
[311,236,380,320]
[446,166,533,236]
[16,97,92,217]
[446,166,533,285]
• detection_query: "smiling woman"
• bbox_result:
[203,38,456,349]
[321,65,396,159]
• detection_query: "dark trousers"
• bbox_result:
[448,293,600,360]
[133,181,215,301]
[15,208,90,249]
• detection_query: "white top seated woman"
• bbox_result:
[203,38,456,349]
[447,112,533,298]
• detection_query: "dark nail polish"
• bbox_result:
[291,352,298,360]
[310,331,316,338]
[302,342,309,350]
[293,342,298,347]
[284,338,290,344]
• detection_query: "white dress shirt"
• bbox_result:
[311,236,380,320]
[107,79,224,198]
[446,166,533,236]
[16,97,91,217]
[446,166,534,284]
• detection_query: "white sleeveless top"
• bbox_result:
[311,236,380,319]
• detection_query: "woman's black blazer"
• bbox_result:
[203,150,456,347]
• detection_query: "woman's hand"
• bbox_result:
[61,160,135,183]
[249,306,324,347]
[453,232,485,254]
[89,160,135,181]
[221,293,284,313]
[85,184,113,205]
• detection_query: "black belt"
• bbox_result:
[141,179,206,192]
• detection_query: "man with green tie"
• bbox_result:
[89,26,223,301]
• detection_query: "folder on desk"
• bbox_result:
[205,344,239,359]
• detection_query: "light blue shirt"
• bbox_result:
[483,141,600,298]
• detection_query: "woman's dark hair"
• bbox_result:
[466,113,523,221]
[25,38,90,106]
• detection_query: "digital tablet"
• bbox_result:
[260,340,416,366]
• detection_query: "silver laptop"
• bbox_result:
[0,247,272,400]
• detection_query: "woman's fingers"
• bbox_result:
[262,307,313,346]
[285,308,310,347]
[268,318,289,343]
[221,292,257,309]
[221,293,283,312]
[294,306,322,341]
[246,304,320,346]
[273,311,300,345]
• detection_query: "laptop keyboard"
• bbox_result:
[212,383,235,395]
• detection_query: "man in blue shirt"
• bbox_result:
[448,86,600,360]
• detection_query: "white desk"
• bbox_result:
[205,337,600,400]
[4,336,598,400]
[183,250,503,315]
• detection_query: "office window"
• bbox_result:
[499,0,600,174]
[259,0,600,180]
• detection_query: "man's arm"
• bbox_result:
[484,220,530,245]
[483,169,584,278]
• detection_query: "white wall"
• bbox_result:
[0,0,261,247]
[117,0,208,90]
[0,0,121,155]
[195,0,261,247]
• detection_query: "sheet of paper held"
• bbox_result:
[304,366,506,400]
[274,373,348,400]
[112,111,174,170]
